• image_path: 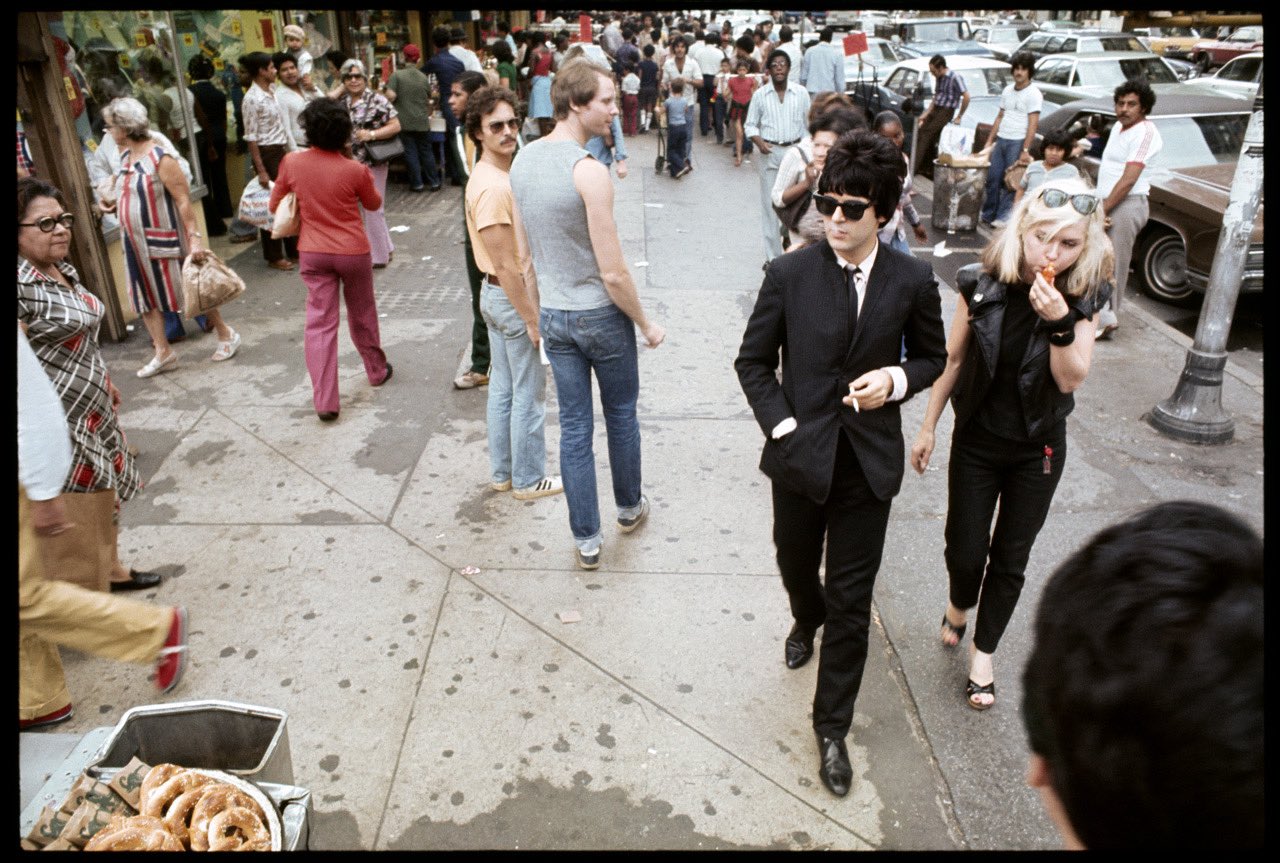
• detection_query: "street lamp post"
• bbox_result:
[1148,85,1263,443]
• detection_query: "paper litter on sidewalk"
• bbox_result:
[388,225,411,233]
[421,256,432,261]
[932,241,952,258]
[634,261,649,267]
[557,610,582,624]
[643,202,664,208]
[460,565,480,576]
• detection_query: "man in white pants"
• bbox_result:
[745,49,811,262]
[1095,79,1162,339]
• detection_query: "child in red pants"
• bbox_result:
[621,69,641,137]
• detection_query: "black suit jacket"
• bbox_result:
[735,240,947,504]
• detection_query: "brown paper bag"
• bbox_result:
[107,756,152,810]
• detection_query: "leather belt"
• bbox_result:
[485,273,502,287]
[765,138,801,147]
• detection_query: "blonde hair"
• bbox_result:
[551,58,610,120]
[981,176,1113,301]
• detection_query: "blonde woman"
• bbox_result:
[908,178,1113,711]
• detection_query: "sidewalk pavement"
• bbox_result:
[21,130,1264,850]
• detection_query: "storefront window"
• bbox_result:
[349,10,411,88]
[284,10,340,94]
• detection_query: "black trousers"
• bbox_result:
[460,204,490,375]
[944,423,1066,654]
[257,144,298,262]
[772,432,892,739]
[914,106,956,181]
[699,74,722,141]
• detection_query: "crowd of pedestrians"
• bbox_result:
[16,11,1261,849]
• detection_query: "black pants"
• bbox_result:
[772,432,892,739]
[944,423,1066,655]
[257,144,298,262]
[195,131,232,230]
[914,106,955,181]
[699,74,722,141]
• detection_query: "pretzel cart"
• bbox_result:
[20,700,311,850]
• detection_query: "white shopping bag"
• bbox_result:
[938,124,974,157]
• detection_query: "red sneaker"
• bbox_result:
[155,607,188,693]
[20,703,74,730]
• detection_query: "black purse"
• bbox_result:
[772,148,813,231]
[364,124,405,165]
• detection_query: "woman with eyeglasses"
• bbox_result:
[909,178,1114,712]
[338,59,401,269]
[17,176,170,594]
[99,97,240,379]
[269,98,392,422]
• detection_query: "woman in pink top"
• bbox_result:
[270,98,391,422]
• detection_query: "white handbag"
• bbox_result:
[269,191,299,239]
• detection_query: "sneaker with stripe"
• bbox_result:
[513,476,564,500]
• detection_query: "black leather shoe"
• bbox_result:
[317,411,340,422]
[785,622,817,669]
[816,734,852,797]
[110,569,162,592]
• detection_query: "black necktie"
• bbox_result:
[847,266,862,341]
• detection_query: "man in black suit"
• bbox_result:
[735,130,947,797]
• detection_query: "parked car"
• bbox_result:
[842,36,907,83]
[1033,96,1262,304]
[1038,20,1085,33]
[1162,57,1202,81]
[1014,29,1151,62]
[1180,52,1262,99]
[1191,26,1264,71]
[873,17,993,59]
[849,55,1014,156]
[971,23,1039,61]
[1031,51,1181,105]
[1131,26,1202,60]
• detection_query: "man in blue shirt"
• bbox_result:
[800,27,845,97]
[425,26,466,185]
[915,55,969,181]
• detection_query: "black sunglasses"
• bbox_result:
[1039,188,1099,216]
[812,194,873,221]
[19,213,75,232]
[342,73,364,80]
[486,118,521,134]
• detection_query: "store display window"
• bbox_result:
[284,10,340,94]
[349,10,411,88]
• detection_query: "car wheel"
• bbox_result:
[1136,229,1199,306]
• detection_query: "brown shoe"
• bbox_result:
[453,370,489,389]
[267,259,295,271]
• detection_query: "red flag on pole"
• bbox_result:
[579,14,593,44]
[843,32,869,55]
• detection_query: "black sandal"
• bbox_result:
[965,678,996,711]
[940,615,967,647]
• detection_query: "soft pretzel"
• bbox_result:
[162,786,216,848]
[188,785,265,852]
[84,815,184,851]
[137,763,183,813]
[206,805,271,852]
[141,771,216,818]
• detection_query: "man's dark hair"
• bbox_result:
[450,27,466,43]
[188,55,215,80]
[622,25,635,40]
[1040,128,1075,156]
[300,97,354,151]
[766,48,791,70]
[643,44,655,58]
[323,49,348,71]
[465,85,518,147]
[432,26,452,50]
[497,19,511,35]
[872,109,903,134]
[736,34,756,55]
[1009,50,1036,73]
[703,31,719,45]
[817,130,903,225]
[1114,77,1156,114]
[18,177,68,231]
[779,25,794,42]
[929,54,947,70]
[455,70,488,97]
[651,28,663,45]
[809,106,866,138]
[491,39,514,64]
[271,51,296,73]
[1022,501,1262,850]
[819,26,834,42]
[239,51,273,79]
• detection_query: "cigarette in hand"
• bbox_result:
[848,382,860,412]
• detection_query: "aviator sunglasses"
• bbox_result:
[812,194,873,221]
[486,118,522,134]
[1039,188,1099,216]
[19,213,76,232]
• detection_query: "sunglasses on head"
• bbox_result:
[486,118,521,134]
[1039,188,1099,216]
[19,213,75,232]
[812,194,873,221]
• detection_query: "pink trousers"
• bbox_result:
[298,251,388,414]
[363,162,394,266]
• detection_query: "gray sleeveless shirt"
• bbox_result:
[509,139,612,311]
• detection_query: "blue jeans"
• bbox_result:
[540,305,645,552]
[480,283,547,490]
[667,124,689,176]
[981,137,1022,223]
[888,231,911,254]
[400,129,440,190]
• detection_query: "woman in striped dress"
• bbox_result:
[101,97,241,378]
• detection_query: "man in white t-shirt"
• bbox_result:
[449,27,483,72]
[1094,79,1163,338]
[979,51,1043,227]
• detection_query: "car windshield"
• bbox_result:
[1097,36,1146,51]
[1076,57,1178,87]
[993,28,1035,41]
[908,22,963,41]
[915,66,1009,97]
[1153,115,1248,169]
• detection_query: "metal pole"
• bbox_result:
[1148,84,1263,443]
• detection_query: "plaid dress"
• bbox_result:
[117,144,189,314]
[17,256,141,500]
